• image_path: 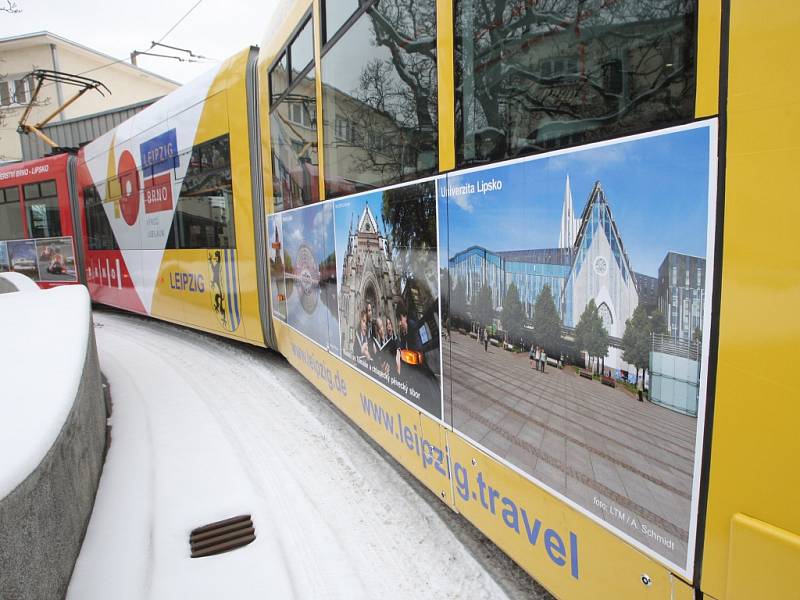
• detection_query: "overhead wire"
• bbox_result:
[19,0,210,97]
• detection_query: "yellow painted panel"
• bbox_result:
[726,514,800,600]
[224,50,265,346]
[701,1,800,598]
[149,251,184,323]
[417,412,453,505]
[150,249,249,344]
[695,1,721,118]
[446,432,682,600]
[193,92,228,147]
[671,575,695,600]
[436,0,455,172]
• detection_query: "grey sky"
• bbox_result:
[0,0,283,84]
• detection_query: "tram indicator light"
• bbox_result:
[400,349,424,366]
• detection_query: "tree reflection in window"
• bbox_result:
[321,0,438,199]
[455,0,696,166]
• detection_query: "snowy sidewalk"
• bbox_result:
[68,311,545,599]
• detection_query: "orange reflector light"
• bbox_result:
[400,349,424,366]
[277,294,286,301]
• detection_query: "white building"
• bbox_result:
[0,32,178,162]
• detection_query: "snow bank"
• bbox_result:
[0,271,40,293]
[0,284,92,498]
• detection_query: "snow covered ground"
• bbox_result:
[69,310,551,600]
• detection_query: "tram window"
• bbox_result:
[269,68,319,212]
[83,184,118,250]
[270,52,289,103]
[454,0,697,166]
[168,135,235,249]
[321,0,438,199]
[23,180,62,238]
[290,17,314,75]
[323,0,358,44]
[0,186,24,240]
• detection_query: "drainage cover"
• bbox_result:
[190,514,256,558]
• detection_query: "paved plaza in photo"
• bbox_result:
[443,331,697,563]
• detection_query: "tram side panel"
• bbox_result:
[77,49,265,346]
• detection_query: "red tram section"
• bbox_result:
[0,154,83,289]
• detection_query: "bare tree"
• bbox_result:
[455,0,696,162]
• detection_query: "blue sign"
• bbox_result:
[140,129,179,175]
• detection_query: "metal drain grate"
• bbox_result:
[190,514,256,558]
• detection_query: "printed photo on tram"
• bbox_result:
[35,237,77,282]
[438,122,716,568]
[281,203,340,353]
[7,239,38,281]
[267,212,287,321]
[0,241,9,272]
[334,180,441,418]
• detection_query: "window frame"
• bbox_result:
[169,134,237,250]
[22,179,62,239]
[453,0,699,169]
[269,11,316,110]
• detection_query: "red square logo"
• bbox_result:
[143,173,173,214]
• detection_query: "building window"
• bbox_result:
[455,0,697,166]
[0,76,33,107]
[289,102,313,128]
[696,266,702,287]
[23,180,62,238]
[167,135,235,249]
[321,0,438,199]
[84,184,119,250]
[0,185,24,240]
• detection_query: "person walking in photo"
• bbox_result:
[530,344,536,369]
[540,349,547,373]
[484,334,488,352]
[371,317,390,373]
[534,346,541,372]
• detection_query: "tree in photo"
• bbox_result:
[501,281,526,343]
[622,305,651,385]
[575,299,609,374]
[650,309,668,336]
[532,284,562,354]
[475,283,494,331]
[381,181,437,290]
[451,276,468,326]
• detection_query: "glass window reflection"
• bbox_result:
[270,69,320,211]
[270,52,289,102]
[323,0,359,43]
[291,18,314,75]
[455,0,697,166]
[321,1,438,199]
